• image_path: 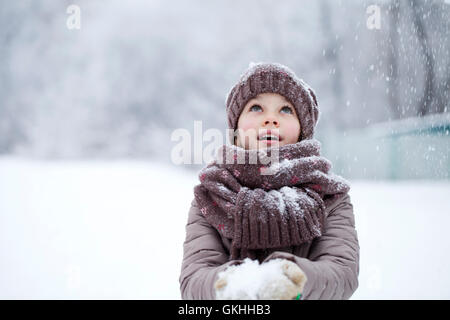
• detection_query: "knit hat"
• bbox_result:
[225,62,320,144]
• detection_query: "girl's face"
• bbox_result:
[235,93,301,150]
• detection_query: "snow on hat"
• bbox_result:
[225,62,320,144]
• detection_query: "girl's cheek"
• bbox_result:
[284,120,301,141]
[238,118,258,131]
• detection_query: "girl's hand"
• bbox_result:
[258,259,307,300]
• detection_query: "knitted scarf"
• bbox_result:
[193,139,351,260]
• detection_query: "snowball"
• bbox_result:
[216,258,285,300]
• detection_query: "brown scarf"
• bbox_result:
[193,139,350,260]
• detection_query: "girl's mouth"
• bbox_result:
[258,134,279,141]
[258,131,282,142]
[258,135,282,146]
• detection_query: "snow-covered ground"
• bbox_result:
[1,157,449,299]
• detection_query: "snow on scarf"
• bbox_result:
[193,139,351,261]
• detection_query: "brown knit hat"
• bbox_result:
[225,62,320,144]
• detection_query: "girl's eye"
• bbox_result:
[249,104,262,112]
[281,106,293,114]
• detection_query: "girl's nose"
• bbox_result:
[264,119,279,127]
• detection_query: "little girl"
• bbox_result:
[179,62,359,300]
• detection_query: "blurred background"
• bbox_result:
[0,0,449,299]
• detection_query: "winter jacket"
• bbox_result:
[179,191,359,300]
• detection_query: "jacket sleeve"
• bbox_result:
[263,192,360,299]
[179,198,243,300]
